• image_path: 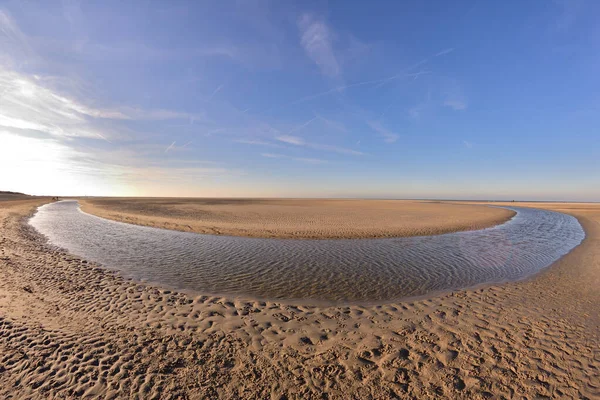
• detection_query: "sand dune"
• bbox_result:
[0,199,598,398]
[79,198,515,239]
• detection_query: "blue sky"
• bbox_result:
[0,0,598,200]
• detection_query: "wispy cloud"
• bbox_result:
[298,14,340,77]
[375,47,455,89]
[261,152,327,164]
[260,152,283,158]
[367,120,399,143]
[207,84,224,101]
[0,66,204,147]
[272,48,453,111]
[435,48,455,57]
[0,9,33,64]
[442,80,468,111]
[444,99,467,111]
[233,138,283,148]
[120,107,203,121]
[204,128,225,137]
[0,130,237,195]
[276,135,305,145]
[310,143,365,156]
[0,69,118,141]
[316,114,347,132]
[286,78,383,107]
[287,115,318,135]
[165,141,176,152]
[274,135,364,155]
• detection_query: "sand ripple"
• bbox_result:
[0,199,598,398]
[29,201,584,303]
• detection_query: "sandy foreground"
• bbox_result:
[0,199,598,399]
[79,198,515,239]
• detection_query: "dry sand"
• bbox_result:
[79,198,516,239]
[0,198,598,399]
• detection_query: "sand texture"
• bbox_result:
[79,198,516,239]
[0,198,598,399]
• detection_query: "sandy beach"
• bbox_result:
[1,198,598,399]
[79,198,515,239]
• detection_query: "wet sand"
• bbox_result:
[79,198,516,239]
[0,198,598,399]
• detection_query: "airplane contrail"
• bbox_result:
[165,141,176,152]
[279,48,453,109]
[207,84,224,101]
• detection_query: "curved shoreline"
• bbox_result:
[30,201,583,303]
[28,201,590,309]
[1,198,598,398]
[78,198,517,240]
[76,201,519,242]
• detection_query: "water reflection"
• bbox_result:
[29,201,584,303]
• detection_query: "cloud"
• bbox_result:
[162,140,195,153]
[367,120,399,143]
[282,68,431,109]
[287,116,318,135]
[119,107,203,121]
[444,99,467,111]
[276,135,305,145]
[442,80,468,111]
[374,48,455,89]
[234,138,283,148]
[310,143,364,156]
[435,48,455,57]
[463,140,473,149]
[274,47,449,111]
[0,130,239,195]
[0,68,119,141]
[0,9,33,64]
[298,14,340,77]
[408,106,423,119]
[0,65,203,146]
[207,84,224,101]
[165,141,176,152]
[274,135,364,155]
[261,152,283,158]
[317,114,347,132]
[261,152,327,164]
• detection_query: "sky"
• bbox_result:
[0,0,599,201]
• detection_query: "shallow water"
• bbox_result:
[29,201,584,303]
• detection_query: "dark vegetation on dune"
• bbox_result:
[0,191,28,196]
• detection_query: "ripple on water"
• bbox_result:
[29,201,585,303]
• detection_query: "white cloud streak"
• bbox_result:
[444,99,467,110]
[165,141,176,152]
[435,48,455,57]
[233,138,284,148]
[0,65,203,146]
[276,135,305,145]
[274,135,364,155]
[208,84,224,101]
[287,115,318,135]
[273,48,453,111]
[298,14,340,77]
[367,120,399,143]
[317,114,347,132]
[261,152,327,164]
